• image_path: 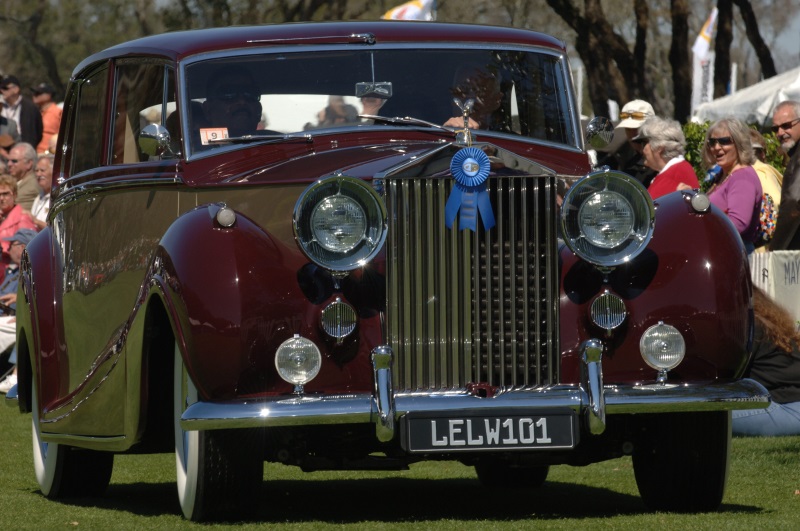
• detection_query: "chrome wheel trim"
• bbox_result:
[174,342,200,519]
[32,378,59,496]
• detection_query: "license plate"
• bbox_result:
[404,411,575,453]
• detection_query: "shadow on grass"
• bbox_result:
[53,477,764,523]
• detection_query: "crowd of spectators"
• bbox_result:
[607,98,800,436]
[0,73,61,393]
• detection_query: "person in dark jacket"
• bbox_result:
[0,75,44,149]
[732,286,800,436]
[768,100,800,250]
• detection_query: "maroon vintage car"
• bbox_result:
[7,21,767,520]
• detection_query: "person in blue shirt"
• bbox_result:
[0,228,37,393]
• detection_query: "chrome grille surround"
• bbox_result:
[384,169,559,392]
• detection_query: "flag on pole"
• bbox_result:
[692,8,718,61]
[382,0,436,21]
[690,8,718,114]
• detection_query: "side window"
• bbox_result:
[112,61,169,164]
[71,67,109,175]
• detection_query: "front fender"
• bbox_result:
[560,191,752,384]
[157,203,309,400]
[16,227,60,413]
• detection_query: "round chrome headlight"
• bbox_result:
[639,322,685,371]
[294,176,387,271]
[561,170,655,267]
[275,335,322,385]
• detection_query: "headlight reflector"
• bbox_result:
[561,170,654,267]
[578,191,635,248]
[311,195,366,252]
[294,176,387,271]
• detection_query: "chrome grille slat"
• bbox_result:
[386,174,558,391]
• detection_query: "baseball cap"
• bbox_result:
[616,99,655,129]
[0,75,21,89]
[2,228,37,246]
[31,82,56,96]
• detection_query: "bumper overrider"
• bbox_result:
[179,340,770,447]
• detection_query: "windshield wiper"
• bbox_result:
[207,132,313,144]
[359,115,456,134]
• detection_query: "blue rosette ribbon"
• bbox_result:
[445,147,495,231]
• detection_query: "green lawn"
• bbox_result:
[2,400,799,529]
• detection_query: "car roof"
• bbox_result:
[72,21,566,76]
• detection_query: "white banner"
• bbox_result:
[691,52,715,115]
[749,251,800,322]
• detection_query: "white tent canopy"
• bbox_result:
[692,65,800,127]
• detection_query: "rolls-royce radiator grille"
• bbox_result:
[385,175,559,391]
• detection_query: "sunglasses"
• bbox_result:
[771,117,800,134]
[619,111,649,120]
[707,136,734,148]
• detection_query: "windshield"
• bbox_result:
[183,47,576,156]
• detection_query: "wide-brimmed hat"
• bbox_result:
[616,99,654,129]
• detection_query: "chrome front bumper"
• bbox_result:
[180,343,770,438]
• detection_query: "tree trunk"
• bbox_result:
[713,0,733,99]
[669,0,692,122]
[732,0,777,78]
[632,0,649,97]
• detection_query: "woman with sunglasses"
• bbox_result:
[703,118,762,254]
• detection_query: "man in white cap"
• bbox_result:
[610,99,657,187]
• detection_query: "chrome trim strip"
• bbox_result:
[581,339,606,434]
[179,379,769,431]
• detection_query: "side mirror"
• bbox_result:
[138,123,174,159]
[585,116,614,150]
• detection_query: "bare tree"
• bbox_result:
[715,0,777,98]
[732,0,777,78]
[669,0,691,122]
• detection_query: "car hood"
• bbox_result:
[211,140,559,186]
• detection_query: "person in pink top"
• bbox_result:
[0,173,37,246]
[634,116,700,199]
[0,173,36,280]
[703,118,762,254]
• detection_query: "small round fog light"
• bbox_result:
[275,334,322,386]
[321,298,357,341]
[639,322,685,371]
[590,291,627,331]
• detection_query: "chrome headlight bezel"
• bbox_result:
[293,175,387,272]
[561,170,655,267]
